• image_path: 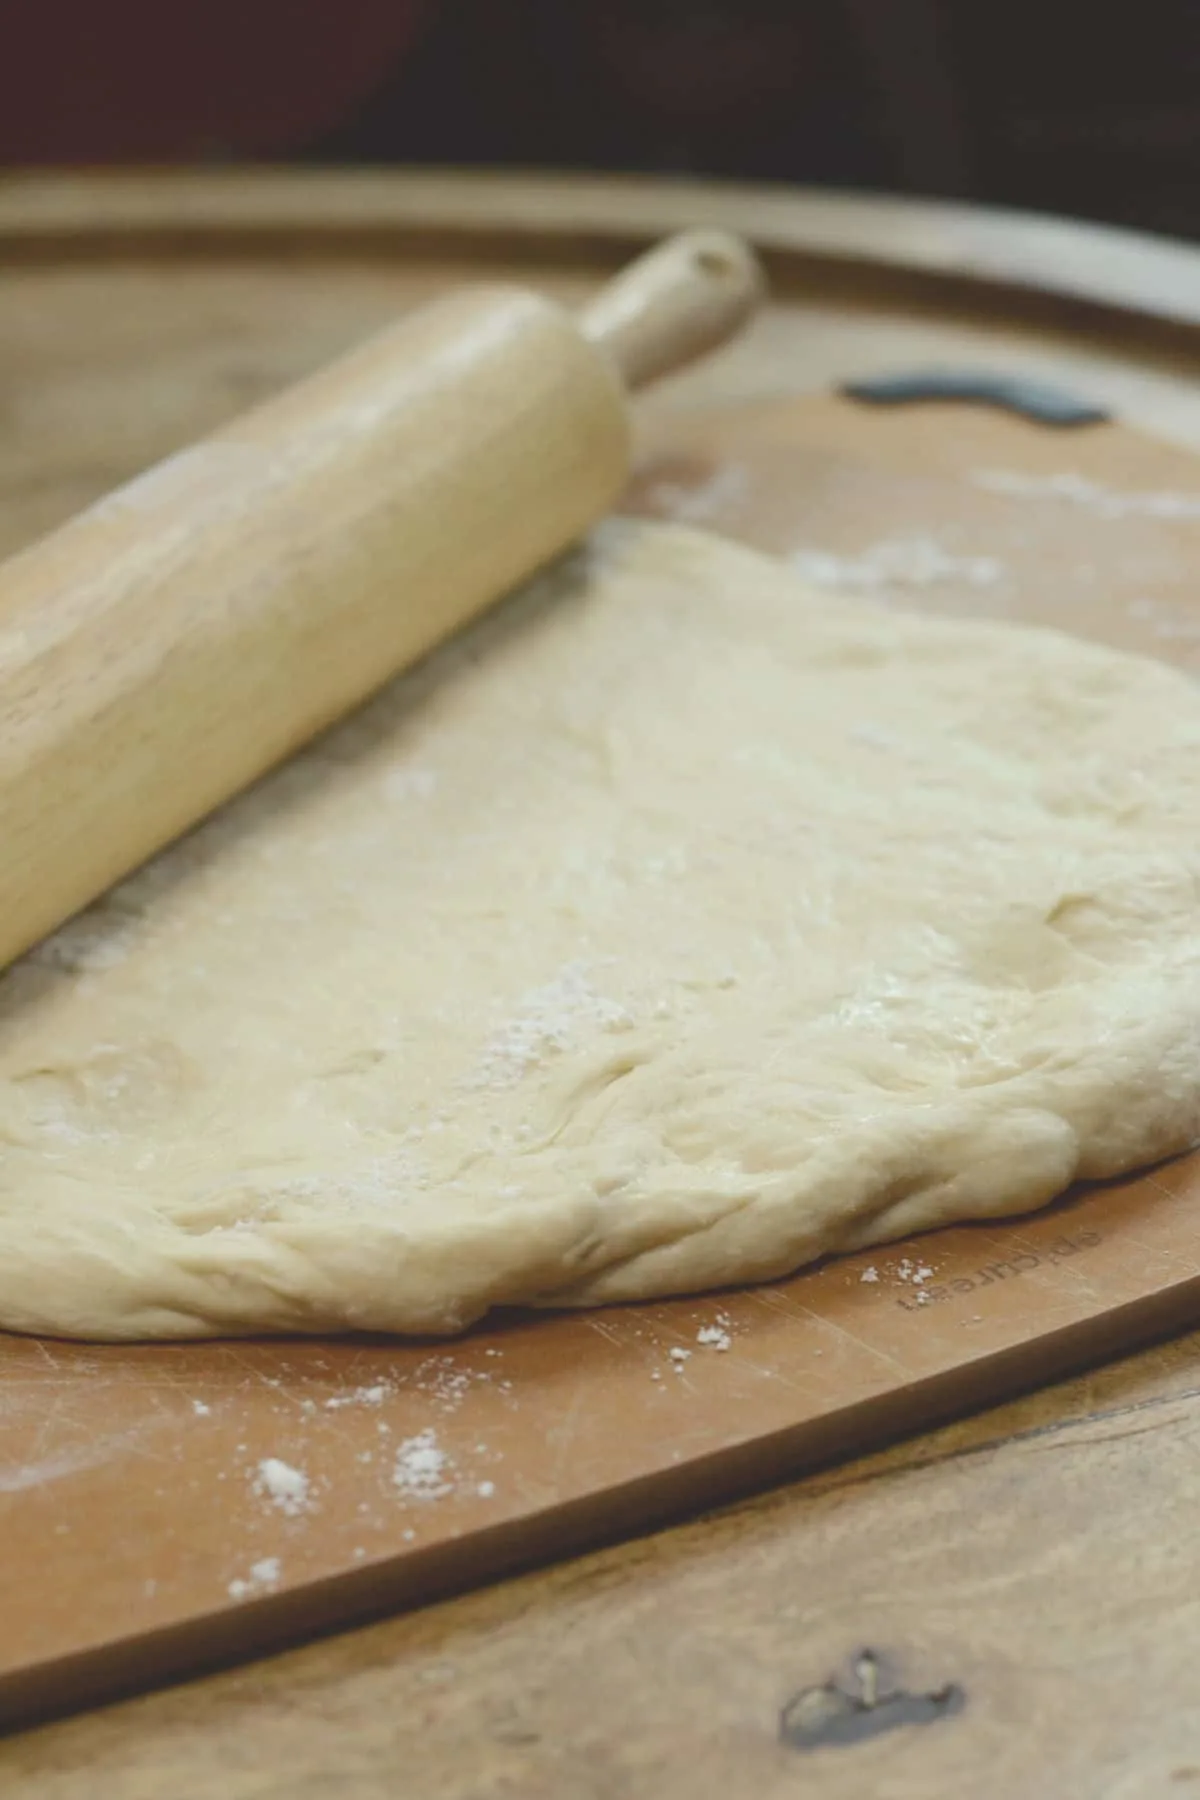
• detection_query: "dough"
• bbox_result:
[2,521,1199,1340]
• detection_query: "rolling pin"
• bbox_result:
[0,229,763,973]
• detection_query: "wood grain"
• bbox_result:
[2,172,1200,1796]
[7,1341,1200,1799]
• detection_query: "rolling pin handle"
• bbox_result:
[579,229,764,392]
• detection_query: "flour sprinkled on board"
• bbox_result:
[640,461,749,523]
[896,1259,935,1286]
[792,537,1001,593]
[856,1258,937,1303]
[254,1457,311,1516]
[228,1556,282,1601]
[973,468,1200,519]
[0,1435,147,1495]
[890,1257,937,1304]
[323,1382,390,1411]
[393,1428,453,1501]
[696,1322,732,1352]
[409,1353,510,1410]
[1127,597,1200,645]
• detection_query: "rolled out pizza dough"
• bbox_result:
[2,520,1199,1340]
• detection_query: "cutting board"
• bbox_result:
[3,173,1200,1730]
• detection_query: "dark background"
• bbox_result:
[3,0,1200,241]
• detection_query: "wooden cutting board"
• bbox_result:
[3,174,1200,1730]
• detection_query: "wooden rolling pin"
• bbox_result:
[0,229,763,973]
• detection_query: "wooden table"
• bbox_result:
[2,171,1200,1798]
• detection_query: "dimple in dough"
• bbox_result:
[2,520,1199,1340]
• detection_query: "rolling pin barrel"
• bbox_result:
[0,230,762,973]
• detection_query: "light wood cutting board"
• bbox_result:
[2,174,1200,1729]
